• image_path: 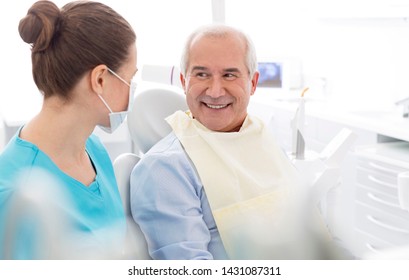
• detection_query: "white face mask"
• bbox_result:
[97,68,137,134]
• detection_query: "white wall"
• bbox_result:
[225,0,409,111]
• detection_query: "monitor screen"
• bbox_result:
[257,62,282,88]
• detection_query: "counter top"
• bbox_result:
[250,91,409,143]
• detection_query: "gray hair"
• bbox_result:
[180,24,258,77]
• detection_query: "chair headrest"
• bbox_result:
[127,86,188,154]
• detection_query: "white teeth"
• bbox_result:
[206,104,227,109]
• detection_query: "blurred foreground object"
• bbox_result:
[2,168,125,259]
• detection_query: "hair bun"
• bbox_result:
[18,1,61,52]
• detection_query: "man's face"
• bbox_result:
[181,34,259,132]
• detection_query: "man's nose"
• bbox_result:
[206,77,225,98]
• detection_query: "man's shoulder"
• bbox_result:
[146,132,184,156]
[135,132,195,175]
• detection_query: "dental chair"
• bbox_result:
[113,85,188,259]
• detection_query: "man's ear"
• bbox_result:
[180,73,187,93]
[90,65,109,95]
[250,71,260,96]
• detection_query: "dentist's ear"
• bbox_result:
[90,65,109,95]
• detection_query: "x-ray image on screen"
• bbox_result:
[257,62,282,88]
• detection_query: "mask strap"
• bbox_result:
[97,94,114,113]
[107,68,130,87]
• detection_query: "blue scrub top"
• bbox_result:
[0,130,125,259]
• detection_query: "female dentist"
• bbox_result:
[0,0,137,259]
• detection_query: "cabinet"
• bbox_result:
[352,142,409,258]
[248,97,409,258]
[249,95,409,258]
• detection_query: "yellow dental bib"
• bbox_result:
[166,110,299,259]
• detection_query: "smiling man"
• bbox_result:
[181,27,257,133]
[130,24,300,260]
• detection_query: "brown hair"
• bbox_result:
[18,0,136,99]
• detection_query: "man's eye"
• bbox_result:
[224,73,238,80]
[195,72,209,78]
